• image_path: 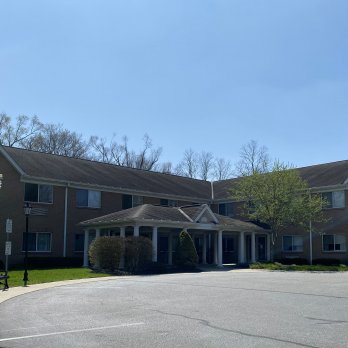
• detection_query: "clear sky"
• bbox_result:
[1,1,347,168]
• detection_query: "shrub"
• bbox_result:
[89,236,124,271]
[174,230,198,269]
[124,236,153,274]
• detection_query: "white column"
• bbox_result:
[267,233,271,261]
[214,232,218,265]
[83,229,89,267]
[251,232,256,263]
[119,227,126,269]
[239,231,245,264]
[168,233,173,265]
[152,226,158,262]
[134,225,139,237]
[202,234,207,264]
[96,228,100,239]
[218,230,223,267]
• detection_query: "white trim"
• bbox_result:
[63,186,68,257]
[194,204,218,224]
[177,208,194,222]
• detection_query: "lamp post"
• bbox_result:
[23,203,32,287]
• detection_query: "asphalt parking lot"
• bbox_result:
[0,270,347,348]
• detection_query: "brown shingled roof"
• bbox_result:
[80,204,265,232]
[213,160,348,201]
[2,146,211,201]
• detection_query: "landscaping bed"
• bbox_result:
[250,262,348,272]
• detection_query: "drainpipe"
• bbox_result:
[63,186,68,257]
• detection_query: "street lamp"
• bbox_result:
[23,203,32,287]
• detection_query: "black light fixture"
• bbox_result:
[23,202,32,287]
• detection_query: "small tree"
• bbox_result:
[89,236,124,271]
[124,237,153,273]
[230,162,327,257]
[174,230,198,268]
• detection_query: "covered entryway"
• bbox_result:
[79,204,270,268]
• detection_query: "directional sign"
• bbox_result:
[6,219,12,234]
[5,241,11,256]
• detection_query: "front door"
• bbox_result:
[257,236,266,261]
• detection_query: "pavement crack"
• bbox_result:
[151,309,320,348]
[305,317,348,325]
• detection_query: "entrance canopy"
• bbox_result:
[79,204,269,267]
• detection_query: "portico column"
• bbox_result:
[119,227,126,269]
[218,230,223,267]
[214,232,218,265]
[251,232,256,263]
[83,229,89,267]
[239,231,245,264]
[96,228,100,239]
[202,234,207,264]
[152,226,158,262]
[267,233,271,261]
[168,233,173,265]
[134,225,139,237]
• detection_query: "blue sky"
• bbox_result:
[1,1,347,167]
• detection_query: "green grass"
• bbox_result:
[5,268,113,288]
[250,262,348,272]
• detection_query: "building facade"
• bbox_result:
[0,145,347,266]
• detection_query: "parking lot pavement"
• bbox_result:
[1,270,348,347]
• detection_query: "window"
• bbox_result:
[322,191,345,209]
[76,189,101,208]
[23,232,51,252]
[323,234,346,252]
[160,199,178,207]
[74,234,85,252]
[283,236,303,252]
[122,195,133,209]
[133,195,143,207]
[122,195,143,209]
[218,203,234,217]
[24,183,53,203]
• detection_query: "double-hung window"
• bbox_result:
[160,199,178,207]
[322,191,345,209]
[76,189,101,208]
[282,235,304,252]
[122,195,143,209]
[24,183,53,203]
[322,234,346,252]
[23,232,51,252]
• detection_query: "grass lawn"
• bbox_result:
[250,262,348,272]
[6,268,113,288]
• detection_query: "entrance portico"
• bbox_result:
[80,204,269,268]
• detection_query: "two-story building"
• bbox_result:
[0,145,347,267]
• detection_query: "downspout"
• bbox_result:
[63,185,68,257]
[211,181,214,202]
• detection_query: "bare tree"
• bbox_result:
[0,113,42,147]
[214,158,232,180]
[234,140,270,177]
[175,149,199,178]
[25,123,90,158]
[90,133,162,170]
[198,151,214,180]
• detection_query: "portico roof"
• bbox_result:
[79,204,266,232]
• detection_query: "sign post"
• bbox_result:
[5,219,12,273]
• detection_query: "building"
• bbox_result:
[0,145,347,266]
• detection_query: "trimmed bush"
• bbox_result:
[174,230,198,268]
[124,236,153,274]
[89,236,124,271]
